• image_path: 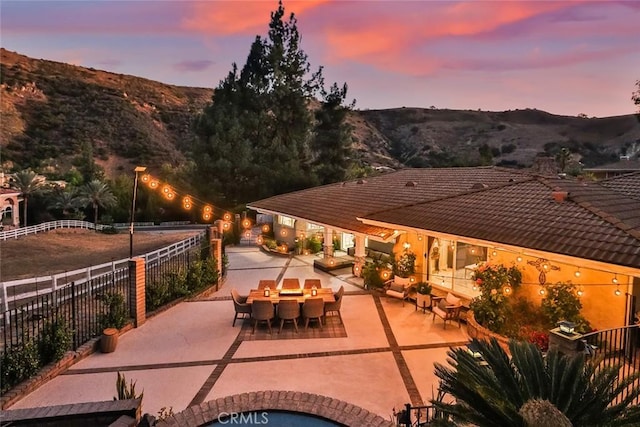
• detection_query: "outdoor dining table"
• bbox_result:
[246,288,335,304]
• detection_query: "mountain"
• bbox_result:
[2,48,639,178]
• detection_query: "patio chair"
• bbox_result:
[257,279,277,290]
[432,292,462,329]
[302,297,324,330]
[277,299,300,333]
[324,285,344,324]
[303,278,322,289]
[231,288,251,327]
[282,278,301,289]
[251,299,275,334]
[384,279,411,306]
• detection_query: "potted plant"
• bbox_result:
[98,292,128,353]
[414,282,432,312]
[393,249,416,286]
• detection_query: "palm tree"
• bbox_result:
[80,180,117,228]
[9,169,44,227]
[432,338,640,426]
[50,187,84,219]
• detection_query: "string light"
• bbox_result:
[242,218,251,229]
[576,287,584,297]
[612,274,618,284]
[141,174,150,183]
[614,285,621,296]
[256,236,263,245]
[574,268,581,278]
[262,224,270,233]
[223,213,232,221]
[516,254,523,263]
[491,249,497,257]
[503,286,512,295]
[539,286,546,296]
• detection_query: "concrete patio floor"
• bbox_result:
[10,246,470,423]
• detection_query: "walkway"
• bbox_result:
[9,247,469,422]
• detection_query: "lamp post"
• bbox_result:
[129,166,147,258]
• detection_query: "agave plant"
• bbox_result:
[432,338,640,426]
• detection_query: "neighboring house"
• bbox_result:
[583,156,640,179]
[248,167,640,331]
[0,188,21,228]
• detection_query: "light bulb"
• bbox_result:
[577,288,584,297]
[517,255,523,263]
[574,269,581,278]
[614,288,621,296]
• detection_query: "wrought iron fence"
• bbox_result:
[1,266,130,356]
[582,324,640,406]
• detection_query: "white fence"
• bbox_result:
[0,232,206,312]
[0,220,107,241]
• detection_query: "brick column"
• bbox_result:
[209,227,223,289]
[129,257,146,327]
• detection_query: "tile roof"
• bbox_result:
[248,167,640,269]
[583,158,640,172]
[365,176,640,269]
[0,188,20,195]
[248,167,528,236]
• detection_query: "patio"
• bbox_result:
[8,246,470,423]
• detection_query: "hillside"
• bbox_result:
[1,48,639,178]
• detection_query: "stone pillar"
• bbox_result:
[129,257,146,327]
[323,228,334,259]
[548,328,584,357]
[352,235,366,277]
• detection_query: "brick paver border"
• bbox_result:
[156,391,394,427]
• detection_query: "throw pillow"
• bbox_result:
[390,283,405,293]
[446,292,461,306]
[437,298,448,311]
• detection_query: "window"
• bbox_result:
[306,222,323,231]
[428,239,484,298]
[278,215,295,227]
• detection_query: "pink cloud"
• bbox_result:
[181,0,330,35]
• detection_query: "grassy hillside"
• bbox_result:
[1,48,638,178]
[0,48,213,175]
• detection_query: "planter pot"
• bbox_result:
[100,328,119,353]
[416,293,431,311]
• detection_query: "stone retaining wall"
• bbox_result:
[465,310,511,354]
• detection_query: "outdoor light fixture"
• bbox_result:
[244,231,251,238]
[558,320,576,335]
[329,259,335,266]
[264,286,270,297]
[262,224,270,233]
[503,286,512,295]
[149,179,159,189]
[491,249,497,257]
[242,219,251,228]
[612,274,619,284]
[223,222,230,230]
[129,166,147,258]
[417,235,423,241]
[574,268,581,278]
[577,287,584,297]
[516,254,523,263]
[615,286,621,296]
[223,213,232,221]
[539,287,546,296]
[256,236,263,245]
[410,277,415,283]
[281,229,287,236]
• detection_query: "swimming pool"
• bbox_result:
[207,410,344,426]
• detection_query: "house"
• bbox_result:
[0,188,21,228]
[584,156,640,179]
[248,167,640,331]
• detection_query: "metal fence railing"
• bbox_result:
[0,220,107,241]
[582,324,640,406]
[1,232,206,313]
[1,267,130,356]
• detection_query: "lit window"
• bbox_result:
[278,215,295,227]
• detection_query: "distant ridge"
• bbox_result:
[1,48,639,177]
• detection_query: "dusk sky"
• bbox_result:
[2,0,639,118]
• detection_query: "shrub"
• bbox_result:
[38,318,73,365]
[541,282,591,333]
[99,225,118,234]
[114,371,144,401]
[363,254,391,289]
[98,292,128,330]
[305,235,322,253]
[392,250,416,278]
[146,280,170,312]
[470,263,522,334]
[1,340,40,394]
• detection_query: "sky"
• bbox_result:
[1,0,639,118]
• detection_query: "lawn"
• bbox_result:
[0,229,200,281]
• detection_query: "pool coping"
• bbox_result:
[156,390,394,427]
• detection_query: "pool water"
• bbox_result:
[207,410,344,426]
